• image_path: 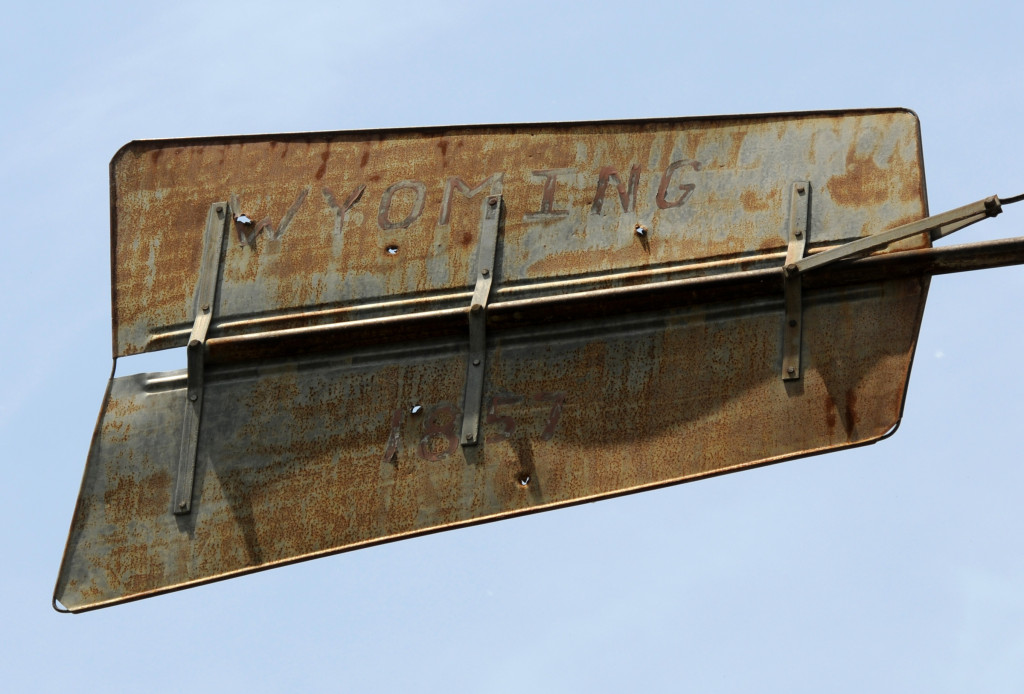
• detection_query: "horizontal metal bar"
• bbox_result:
[790,196,1002,275]
[141,249,797,353]
[808,234,1024,282]
[201,236,1024,368]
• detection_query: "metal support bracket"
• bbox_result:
[779,193,1003,380]
[782,182,810,380]
[173,202,229,514]
[461,194,503,447]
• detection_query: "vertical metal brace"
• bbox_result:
[782,182,810,381]
[173,202,229,514]
[461,194,503,447]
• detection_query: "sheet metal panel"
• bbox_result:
[110,109,925,357]
[57,109,929,611]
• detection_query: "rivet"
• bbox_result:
[482,268,490,277]
[796,185,805,194]
[189,392,198,402]
[488,198,498,207]
[795,231,803,238]
[789,319,797,327]
[473,359,481,366]
[216,206,223,213]
[202,304,210,312]
[787,366,796,375]
[179,501,187,510]
[465,434,474,443]
[471,304,482,313]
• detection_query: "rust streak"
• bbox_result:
[314,150,329,180]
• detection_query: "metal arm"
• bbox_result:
[786,195,1004,277]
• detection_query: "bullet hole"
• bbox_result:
[235,214,252,225]
[386,244,399,255]
[634,223,651,252]
[410,404,423,415]
[517,472,531,487]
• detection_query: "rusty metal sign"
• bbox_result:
[54,109,1023,612]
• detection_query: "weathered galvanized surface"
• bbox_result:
[110,109,926,357]
[57,109,929,611]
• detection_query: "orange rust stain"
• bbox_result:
[893,149,925,204]
[123,567,165,595]
[684,131,707,158]
[886,213,924,229]
[711,130,747,169]
[106,544,149,592]
[828,151,889,207]
[740,187,780,213]
[314,151,329,180]
[828,145,921,209]
[78,584,104,602]
[868,212,929,251]
[824,394,837,434]
[231,240,263,283]
[103,469,171,525]
[108,397,143,419]
[104,420,131,444]
[524,242,655,278]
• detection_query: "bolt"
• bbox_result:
[482,268,490,277]
[787,366,796,375]
[488,198,498,207]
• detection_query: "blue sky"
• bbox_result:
[3,1,1024,691]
